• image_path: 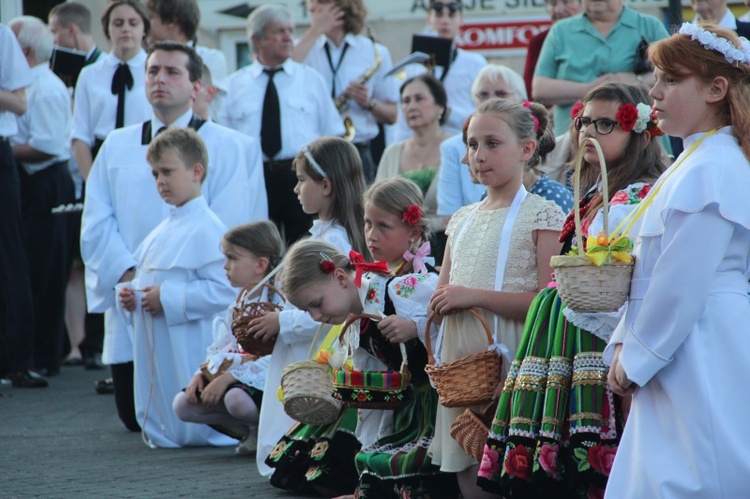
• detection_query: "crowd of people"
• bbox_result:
[2,0,750,497]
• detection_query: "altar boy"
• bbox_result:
[118,128,235,448]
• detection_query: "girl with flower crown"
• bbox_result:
[476,82,666,498]
[604,24,750,498]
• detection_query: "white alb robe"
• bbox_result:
[123,196,237,448]
[604,128,750,498]
[81,110,263,364]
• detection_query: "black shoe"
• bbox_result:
[95,377,114,394]
[84,353,104,370]
[63,356,84,367]
[8,369,49,388]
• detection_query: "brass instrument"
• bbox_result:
[335,27,381,141]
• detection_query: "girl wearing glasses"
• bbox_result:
[477,82,666,498]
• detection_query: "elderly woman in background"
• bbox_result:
[376,73,451,262]
[533,0,668,135]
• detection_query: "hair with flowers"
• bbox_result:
[281,239,353,298]
[649,23,750,160]
[364,177,430,244]
[569,82,667,220]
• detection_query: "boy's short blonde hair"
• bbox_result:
[146,127,208,183]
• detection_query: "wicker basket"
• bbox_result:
[450,400,497,462]
[232,281,286,356]
[332,314,412,410]
[280,325,342,425]
[550,137,634,313]
[424,308,502,408]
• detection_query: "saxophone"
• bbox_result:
[335,27,381,141]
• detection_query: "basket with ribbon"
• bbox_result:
[550,137,635,313]
[424,308,502,408]
[232,279,286,357]
[331,313,412,410]
[280,324,342,426]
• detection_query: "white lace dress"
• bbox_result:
[429,194,565,472]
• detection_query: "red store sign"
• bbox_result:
[457,17,552,55]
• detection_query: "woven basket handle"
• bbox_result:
[235,279,287,309]
[339,313,409,373]
[424,308,493,364]
[572,137,609,247]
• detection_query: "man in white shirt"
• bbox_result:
[393,0,487,142]
[0,23,43,388]
[9,16,75,379]
[49,2,102,67]
[49,1,106,372]
[219,4,344,244]
[293,0,399,183]
[82,41,264,432]
[692,0,750,37]
[145,0,228,121]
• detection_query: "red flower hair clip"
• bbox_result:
[403,205,422,226]
[615,103,639,133]
[319,252,335,274]
[523,101,540,133]
[570,101,584,119]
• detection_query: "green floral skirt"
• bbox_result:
[354,383,458,498]
[265,408,361,496]
[477,286,626,498]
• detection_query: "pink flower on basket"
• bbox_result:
[539,443,560,479]
[478,445,501,479]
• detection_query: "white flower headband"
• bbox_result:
[302,144,328,178]
[679,22,750,65]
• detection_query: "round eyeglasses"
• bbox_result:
[574,117,619,135]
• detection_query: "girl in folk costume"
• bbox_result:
[352,177,458,498]
[427,99,566,499]
[254,137,367,479]
[172,221,283,455]
[477,83,666,498]
[605,24,750,498]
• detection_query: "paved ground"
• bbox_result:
[0,365,309,498]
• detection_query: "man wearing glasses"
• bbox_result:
[393,0,486,141]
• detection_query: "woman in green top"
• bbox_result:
[532,0,669,136]
[376,74,452,263]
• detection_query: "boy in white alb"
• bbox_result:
[118,128,236,448]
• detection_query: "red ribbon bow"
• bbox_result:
[349,251,390,287]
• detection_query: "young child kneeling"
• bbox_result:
[173,221,284,455]
[117,128,237,448]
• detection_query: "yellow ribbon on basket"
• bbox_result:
[584,233,634,266]
[605,128,720,244]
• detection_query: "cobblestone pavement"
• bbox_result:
[0,365,309,498]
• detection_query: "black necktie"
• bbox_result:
[155,126,167,138]
[111,63,134,129]
[261,68,282,160]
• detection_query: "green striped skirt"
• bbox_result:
[477,286,626,498]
